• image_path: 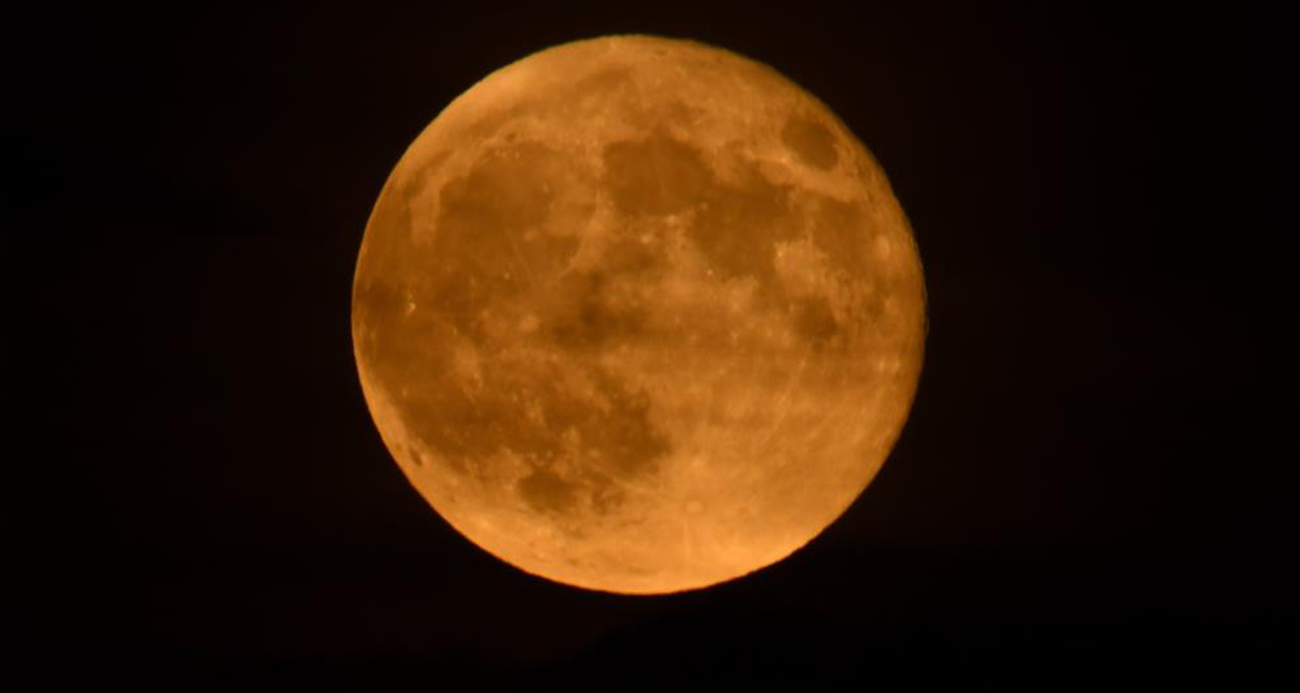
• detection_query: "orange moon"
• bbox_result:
[352,36,925,594]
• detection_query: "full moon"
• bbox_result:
[352,36,925,594]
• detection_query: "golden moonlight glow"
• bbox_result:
[352,36,925,594]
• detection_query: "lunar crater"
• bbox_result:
[782,113,840,170]
[602,131,712,216]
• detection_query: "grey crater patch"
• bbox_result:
[790,295,843,349]
[602,131,712,216]
[518,469,580,516]
[782,114,839,170]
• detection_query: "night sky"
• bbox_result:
[5,3,1288,690]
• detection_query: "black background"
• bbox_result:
[4,2,1289,690]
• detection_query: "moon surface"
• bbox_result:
[352,36,925,594]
